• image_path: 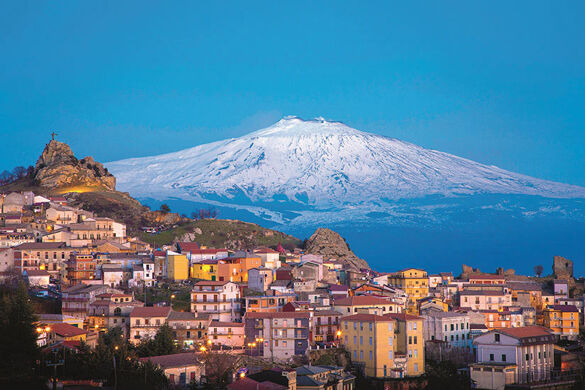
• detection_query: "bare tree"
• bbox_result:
[202,352,238,388]
[534,264,544,278]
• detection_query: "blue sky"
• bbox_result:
[1,1,584,186]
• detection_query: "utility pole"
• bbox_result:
[46,350,64,390]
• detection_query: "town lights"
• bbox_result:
[36,327,43,333]
[114,345,119,350]
[207,339,212,345]
[45,326,51,332]
[336,330,342,337]
[240,372,245,378]
[199,346,206,352]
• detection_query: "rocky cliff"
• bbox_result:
[304,228,370,271]
[34,140,116,191]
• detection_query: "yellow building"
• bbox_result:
[387,313,425,377]
[543,305,579,340]
[341,314,400,378]
[388,268,429,312]
[191,260,218,281]
[167,252,189,281]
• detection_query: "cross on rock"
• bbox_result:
[51,131,58,141]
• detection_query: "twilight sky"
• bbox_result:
[1,1,584,186]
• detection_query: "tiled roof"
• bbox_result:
[548,304,579,313]
[334,295,393,306]
[194,280,229,286]
[245,311,310,319]
[15,242,68,250]
[52,322,87,337]
[167,311,197,321]
[341,314,392,322]
[209,321,244,328]
[130,306,171,318]
[384,313,423,321]
[493,326,553,340]
[469,274,506,280]
[177,242,200,252]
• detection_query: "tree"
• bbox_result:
[425,360,470,390]
[137,324,179,357]
[0,170,14,185]
[534,264,544,278]
[202,352,237,388]
[160,204,171,213]
[12,166,26,179]
[0,282,44,387]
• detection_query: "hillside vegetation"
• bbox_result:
[139,218,302,250]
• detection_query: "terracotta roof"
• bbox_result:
[153,250,166,257]
[177,242,200,252]
[384,313,423,321]
[341,314,393,322]
[334,295,393,306]
[245,311,310,319]
[548,304,579,313]
[209,321,244,328]
[194,280,230,286]
[328,284,349,291]
[15,242,68,250]
[493,326,553,340]
[130,306,171,318]
[52,322,88,337]
[469,274,506,280]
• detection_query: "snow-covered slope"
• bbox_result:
[107,117,585,207]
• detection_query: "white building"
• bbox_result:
[253,248,281,269]
[422,311,472,349]
[471,326,555,389]
[190,281,240,322]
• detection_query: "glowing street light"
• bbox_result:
[336,330,342,337]
[199,346,207,352]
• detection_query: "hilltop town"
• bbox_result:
[1,140,585,390]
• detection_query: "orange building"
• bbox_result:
[66,254,96,285]
[543,305,579,340]
[244,294,296,313]
[216,255,261,283]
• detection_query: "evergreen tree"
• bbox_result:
[0,282,44,388]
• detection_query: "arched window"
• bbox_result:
[114,307,122,316]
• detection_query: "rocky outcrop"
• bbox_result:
[34,140,116,191]
[304,228,370,271]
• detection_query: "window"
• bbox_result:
[501,354,506,362]
[360,336,363,345]
[353,322,357,330]
[525,354,529,361]
[353,350,357,359]
[489,354,494,361]
[369,351,373,360]
[414,363,418,372]
[414,349,418,358]
[409,336,412,344]
[389,351,393,360]
[494,334,500,342]
[353,336,357,344]
[389,337,393,346]
[360,350,363,360]
[450,324,454,331]
[408,350,412,358]
[414,336,417,344]
[369,337,372,346]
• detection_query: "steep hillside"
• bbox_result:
[139,218,302,249]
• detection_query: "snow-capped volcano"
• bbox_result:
[107,116,585,210]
